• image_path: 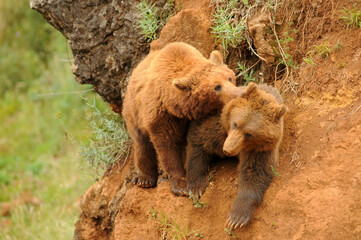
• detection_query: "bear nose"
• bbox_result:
[223,149,232,156]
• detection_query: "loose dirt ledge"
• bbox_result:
[73,0,361,239]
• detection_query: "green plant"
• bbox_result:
[160,0,176,24]
[314,42,331,58]
[138,0,160,42]
[207,174,215,183]
[65,98,131,178]
[0,0,60,94]
[224,227,237,238]
[340,4,361,29]
[0,9,95,238]
[210,0,246,51]
[194,232,204,238]
[339,61,348,68]
[271,165,281,177]
[138,0,175,42]
[189,191,208,208]
[333,41,343,51]
[236,62,257,85]
[303,56,316,67]
[274,26,298,69]
[149,209,192,240]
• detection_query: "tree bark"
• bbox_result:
[30,0,163,108]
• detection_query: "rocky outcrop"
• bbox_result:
[248,12,276,64]
[30,0,161,106]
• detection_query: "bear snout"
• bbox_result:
[223,148,233,156]
[223,131,244,156]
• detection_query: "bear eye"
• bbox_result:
[245,133,252,138]
[215,85,222,91]
[232,122,237,129]
[228,77,233,82]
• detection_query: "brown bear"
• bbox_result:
[122,42,242,195]
[185,82,287,228]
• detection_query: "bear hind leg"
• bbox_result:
[152,138,188,196]
[186,144,212,198]
[133,129,158,188]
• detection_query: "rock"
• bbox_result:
[30,0,163,106]
[248,12,276,64]
[151,7,216,57]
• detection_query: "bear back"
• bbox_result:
[128,42,240,121]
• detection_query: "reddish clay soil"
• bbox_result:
[74,0,361,239]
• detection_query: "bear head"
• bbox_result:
[221,83,288,156]
[170,50,242,120]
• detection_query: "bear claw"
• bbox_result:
[170,177,187,196]
[133,176,157,188]
[187,178,208,198]
[225,215,250,229]
[188,189,204,199]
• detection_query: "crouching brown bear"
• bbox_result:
[122,42,242,195]
[186,82,287,228]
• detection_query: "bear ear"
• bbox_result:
[172,78,192,91]
[209,50,223,65]
[241,82,258,97]
[275,104,288,120]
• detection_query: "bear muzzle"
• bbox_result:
[223,131,244,156]
[221,82,244,103]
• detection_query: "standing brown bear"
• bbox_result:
[122,42,241,195]
[186,82,287,228]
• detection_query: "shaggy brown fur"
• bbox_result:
[186,82,287,227]
[122,42,241,195]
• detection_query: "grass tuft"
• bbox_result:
[340,4,361,29]
[236,62,257,85]
[149,209,192,240]
[303,56,316,67]
[313,42,331,58]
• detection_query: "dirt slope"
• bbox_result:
[74,0,361,239]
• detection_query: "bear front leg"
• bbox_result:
[226,187,261,229]
[186,144,211,198]
[132,128,159,188]
[149,118,188,196]
[226,170,274,229]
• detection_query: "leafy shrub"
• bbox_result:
[210,0,246,51]
[138,0,175,42]
[67,98,131,177]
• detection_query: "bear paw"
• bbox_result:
[187,178,208,198]
[225,204,253,229]
[170,177,188,196]
[133,175,157,188]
